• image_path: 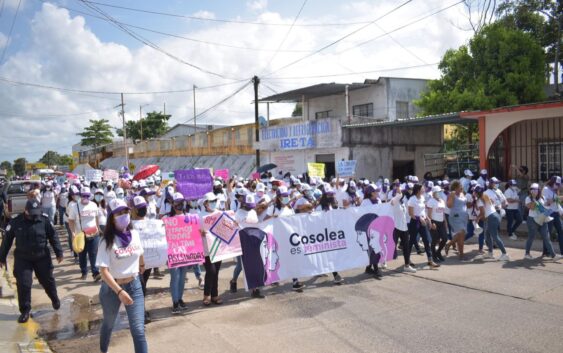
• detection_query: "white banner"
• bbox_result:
[239,204,396,289]
[133,219,168,269]
[85,169,103,182]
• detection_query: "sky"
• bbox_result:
[0,0,477,163]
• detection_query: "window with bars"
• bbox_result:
[396,101,409,119]
[315,110,331,119]
[352,103,374,117]
[538,142,562,181]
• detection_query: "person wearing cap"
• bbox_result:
[95,199,147,353]
[504,180,522,240]
[426,186,448,262]
[460,170,473,193]
[294,184,316,213]
[407,184,440,268]
[157,185,175,218]
[444,180,469,261]
[230,194,265,298]
[40,181,57,224]
[465,181,486,255]
[57,183,69,227]
[474,186,510,261]
[389,182,416,273]
[93,189,108,233]
[0,200,63,323]
[524,183,562,261]
[139,188,158,219]
[213,179,227,211]
[67,187,102,281]
[200,192,225,305]
[543,176,563,256]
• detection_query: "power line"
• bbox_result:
[0,75,248,95]
[42,2,312,53]
[181,80,252,124]
[0,0,22,64]
[78,0,241,81]
[260,0,308,74]
[373,22,428,64]
[0,107,117,119]
[334,0,465,55]
[263,0,414,78]
[75,0,380,27]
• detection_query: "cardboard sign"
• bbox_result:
[163,214,205,268]
[307,163,325,178]
[175,169,212,200]
[103,169,119,182]
[133,219,168,269]
[336,160,357,178]
[215,169,229,180]
[85,169,103,182]
[202,211,242,263]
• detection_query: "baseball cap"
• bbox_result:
[480,169,488,175]
[139,187,156,196]
[432,186,442,193]
[245,194,256,209]
[256,183,266,192]
[464,169,474,177]
[133,196,147,209]
[489,177,500,184]
[204,192,218,202]
[108,199,129,215]
[173,192,185,202]
[277,186,289,197]
[80,187,91,197]
[213,180,222,187]
[507,179,517,186]
[530,183,540,190]
[25,200,42,216]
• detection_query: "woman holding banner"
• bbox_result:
[96,199,148,353]
[200,192,224,305]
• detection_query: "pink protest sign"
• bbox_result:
[251,172,260,180]
[202,211,242,263]
[163,214,205,268]
[215,169,229,180]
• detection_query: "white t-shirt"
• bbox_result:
[335,190,348,209]
[439,192,450,215]
[41,190,56,208]
[96,230,144,279]
[542,186,559,212]
[466,194,481,220]
[504,187,520,210]
[526,196,543,218]
[408,195,427,219]
[58,191,69,209]
[426,197,446,222]
[97,206,107,226]
[67,201,99,234]
[268,205,295,218]
[390,193,408,232]
[484,189,502,210]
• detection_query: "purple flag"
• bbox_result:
[175,169,213,200]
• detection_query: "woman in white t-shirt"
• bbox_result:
[389,181,416,273]
[199,192,224,306]
[96,199,147,353]
[524,183,561,260]
[475,186,510,261]
[94,189,107,233]
[407,184,439,268]
[426,186,448,263]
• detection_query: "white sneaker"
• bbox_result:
[552,254,563,262]
[498,254,510,261]
[483,252,494,259]
[524,254,533,260]
[473,254,484,260]
[509,234,517,240]
[381,262,388,270]
[403,265,417,273]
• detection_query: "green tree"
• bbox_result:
[292,103,302,117]
[39,150,61,166]
[0,160,12,177]
[416,23,546,115]
[116,111,171,142]
[13,158,27,177]
[497,0,562,94]
[78,119,114,148]
[58,154,74,166]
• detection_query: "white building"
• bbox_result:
[258,77,429,178]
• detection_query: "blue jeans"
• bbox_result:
[506,209,523,235]
[485,212,506,254]
[169,266,188,304]
[58,207,66,226]
[547,212,563,255]
[526,219,555,257]
[408,219,432,261]
[79,235,100,276]
[232,256,243,281]
[42,206,55,224]
[465,220,486,251]
[99,277,147,353]
[191,264,202,279]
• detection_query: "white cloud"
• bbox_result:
[192,10,216,20]
[0,1,473,162]
[246,0,268,12]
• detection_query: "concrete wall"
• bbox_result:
[386,78,428,121]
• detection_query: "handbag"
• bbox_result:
[72,231,85,253]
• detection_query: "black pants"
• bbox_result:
[393,228,410,265]
[140,268,152,297]
[408,219,432,261]
[13,255,58,314]
[203,257,222,297]
[431,220,448,258]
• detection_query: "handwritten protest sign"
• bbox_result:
[215,169,229,180]
[175,169,212,200]
[163,214,205,268]
[85,169,103,182]
[307,163,325,178]
[103,169,119,182]
[133,219,168,269]
[336,160,357,178]
[202,211,242,263]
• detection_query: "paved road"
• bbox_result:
[8,226,563,353]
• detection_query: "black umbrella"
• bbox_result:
[257,163,277,173]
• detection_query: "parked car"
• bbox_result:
[1,180,36,221]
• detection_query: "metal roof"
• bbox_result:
[342,112,467,128]
[259,82,373,103]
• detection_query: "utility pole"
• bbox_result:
[253,76,260,169]
[121,93,129,169]
[163,102,166,115]
[193,85,197,129]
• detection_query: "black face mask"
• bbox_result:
[137,208,147,217]
[174,204,184,211]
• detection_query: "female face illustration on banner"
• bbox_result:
[367,216,395,263]
[261,232,280,285]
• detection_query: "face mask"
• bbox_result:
[174,203,184,211]
[115,213,130,231]
[73,195,80,202]
[511,186,518,190]
[281,197,290,204]
[208,201,217,210]
[531,190,538,196]
[117,194,124,200]
[94,195,103,202]
[189,201,198,208]
[46,187,51,191]
[81,197,90,204]
[257,191,264,198]
[137,208,147,217]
